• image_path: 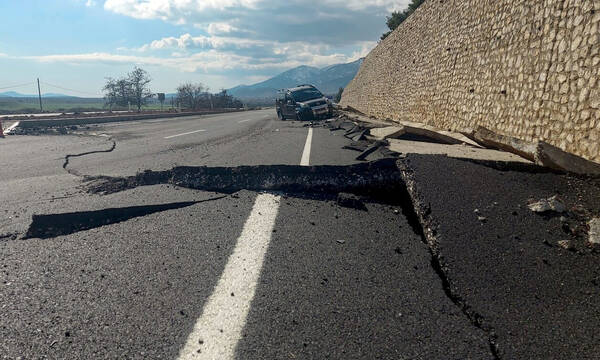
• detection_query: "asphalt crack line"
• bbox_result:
[397,163,501,359]
[63,136,116,177]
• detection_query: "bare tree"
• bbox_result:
[176,82,205,110]
[103,67,153,112]
[128,67,153,112]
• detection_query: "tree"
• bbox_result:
[128,67,153,112]
[176,82,205,110]
[334,87,344,103]
[103,77,132,110]
[102,67,153,112]
[381,0,425,40]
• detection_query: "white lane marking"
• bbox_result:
[238,114,271,123]
[179,124,312,359]
[300,127,313,166]
[4,121,20,134]
[177,193,281,359]
[164,129,206,139]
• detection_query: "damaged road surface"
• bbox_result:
[2,110,600,359]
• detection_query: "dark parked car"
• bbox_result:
[275,85,333,121]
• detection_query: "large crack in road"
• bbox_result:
[83,158,404,196]
[398,161,502,358]
[24,153,505,358]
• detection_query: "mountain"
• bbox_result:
[228,58,363,100]
[0,91,75,98]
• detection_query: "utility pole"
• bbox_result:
[37,78,43,112]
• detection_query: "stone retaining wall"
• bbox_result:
[341,0,600,162]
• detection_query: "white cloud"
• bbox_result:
[85,0,96,7]
[20,51,299,73]
[103,0,263,22]
[206,22,239,35]
[103,0,407,20]
[130,33,364,67]
[320,0,407,11]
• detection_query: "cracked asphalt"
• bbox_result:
[1,110,599,359]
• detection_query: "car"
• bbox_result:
[275,85,333,121]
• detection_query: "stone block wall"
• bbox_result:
[340,0,600,162]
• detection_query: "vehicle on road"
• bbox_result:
[275,84,333,121]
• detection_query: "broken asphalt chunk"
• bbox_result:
[351,130,368,142]
[85,159,404,197]
[355,140,388,161]
[342,140,370,152]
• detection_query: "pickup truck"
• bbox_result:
[275,85,333,121]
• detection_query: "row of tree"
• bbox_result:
[175,83,243,110]
[102,67,243,112]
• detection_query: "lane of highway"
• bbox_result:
[0,110,492,358]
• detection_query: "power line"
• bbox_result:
[0,82,35,90]
[40,81,102,97]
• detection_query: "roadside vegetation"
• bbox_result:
[381,0,425,40]
[103,67,153,112]
[175,82,243,111]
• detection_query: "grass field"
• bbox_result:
[0,97,167,114]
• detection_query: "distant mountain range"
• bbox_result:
[0,91,74,98]
[228,58,363,100]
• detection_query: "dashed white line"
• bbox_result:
[300,127,313,166]
[178,127,314,359]
[164,129,206,139]
[177,193,281,359]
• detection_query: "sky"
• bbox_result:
[0,0,409,97]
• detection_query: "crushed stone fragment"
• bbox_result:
[528,195,566,213]
[588,218,600,245]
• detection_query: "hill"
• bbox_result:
[228,58,363,101]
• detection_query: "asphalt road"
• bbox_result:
[0,110,492,359]
[2,110,598,359]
